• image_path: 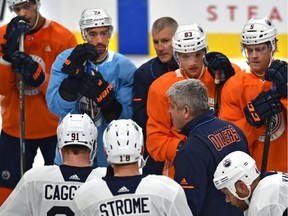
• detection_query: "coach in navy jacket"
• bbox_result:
[166,79,249,216]
[132,17,179,175]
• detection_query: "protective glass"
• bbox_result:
[244,44,269,56]
[177,49,205,63]
[12,2,34,13]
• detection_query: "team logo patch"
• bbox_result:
[223,158,231,168]
[265,19,272,26]
[258,113,285,142]
[1,170,10,180]
[118,186,130,193]
[78,96,102,127]
[180,178,194,189]
[69,174,80,181]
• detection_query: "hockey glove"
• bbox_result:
[1,16,30,62]
[11,52,45,88]
[244,90,282,128]
[59,76,80,101]
[203,52,235,86]
[61,43,99,77]
[79,72,122,122]
[264,60,287,97]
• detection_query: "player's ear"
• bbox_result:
[141,146,145,156]
[235,181,249,197]
[104,150,108,158]
[34,0,41,11]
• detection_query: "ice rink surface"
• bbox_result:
[0,55,280,167]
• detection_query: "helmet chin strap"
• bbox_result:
[233,184,252,206]
[30,11,39,31]
[59,148,63,164]
[268,51,274,67]
[260,53,274,82]
[90,147,97,164]
[139,156,146,169]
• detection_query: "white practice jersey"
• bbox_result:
[0,165,105,216]
[246,172,288,216]
[74,174,193,216]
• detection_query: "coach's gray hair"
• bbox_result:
[166,79,210,117]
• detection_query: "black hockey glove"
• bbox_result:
[79,72,122,122]
[264,60,287,97]
[11,52,45,88]
[59,76,80,101]
[244,90,282,128]
[203,52,235,86]
[1,16,30,62]
[61,43,99,77]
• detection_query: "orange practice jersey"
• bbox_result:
[0,19,78,138]
[219,68,287,172]
[146,68,216,178]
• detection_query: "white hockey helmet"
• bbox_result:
[241,17,277,54]
[79,8,114,41]
[103,119,144,165]
[7,0,40,10]
[213,151,260,198]
[57,113,98,161]
[172,23,208,54]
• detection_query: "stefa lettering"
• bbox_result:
[99,197,150,216]
[208,125,241,151]
[282,172,288,182]
[207,5,283,22]
[44,184,80,200]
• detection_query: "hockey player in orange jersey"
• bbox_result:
[0,0,77,204]
[146,23,241,178]
[219,17,287,172]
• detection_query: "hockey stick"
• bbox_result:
[261,83,276,172]
[19,32,25,176]
[0,0,6,21]
[261,117,273,172]
[213,69,221,117]
[86,61,95,119]
[203,57,222,117]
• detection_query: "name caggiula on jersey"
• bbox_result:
[44,184,80,201]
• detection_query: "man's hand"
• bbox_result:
[265,60,287,97]
[59,76,80,101]
[79,72,114,107]
[11,52,45,88]
[203,52,235,86]
[1,16,30,61]
[244,90,282,128]
[79,72,122,122]
[61,43,99,77]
